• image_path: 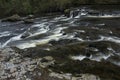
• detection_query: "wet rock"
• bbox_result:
[12,72,16,77]
[7,74,11,78]
[49,72,72,80]
[49,39,79,46]
[50,58,120,80]
[44,56,54,61]
[72,74,100,80]
[39,56,55,68]
[72,10,80,17]
[2,14,21,22]
[26,15,35,19]
[27,65,36,72]
[41,56,54,63]
[11,57,22,64]
[0,48,43,80]
[107,55,120,66]
[85,53,91,58]
[88,10,100,15]
[64,9,80,18]
[23,19,34,24]
[64,9,71,17]
[10,67,17,73]
[26,78,31,80]
[1,75,8,79]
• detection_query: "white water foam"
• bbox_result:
[0,31,11,38]
[71,53,112,62]
[71,55,86,61]
[16,27,68,49]
[85,14,120,19]
[2,34,22,48]
[90,53,112,62]
[75,30,85,33]
[26,22,50,38]
[98,36,120,43]
[52,15,66,22]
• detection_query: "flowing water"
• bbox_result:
[0,6,120,67]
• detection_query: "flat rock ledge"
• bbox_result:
[0,47,100,80]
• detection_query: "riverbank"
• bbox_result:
[1,4,120,19]
[0,0,120,18]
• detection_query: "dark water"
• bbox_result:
[0,6,120,67]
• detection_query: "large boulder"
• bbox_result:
[1,14,21,22]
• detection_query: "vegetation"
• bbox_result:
[0,0,120,17]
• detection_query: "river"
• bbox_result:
[0,6,120,80]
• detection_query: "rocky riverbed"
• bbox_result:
[0,47,101,80]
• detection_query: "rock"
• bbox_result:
[72,10,80,17]
[7,74,11,78]
[72,74,100,80]
[49,72,72,80]
[40,56,54,68]
[10,68,17,73]
[23,19,34,24]
[88,10,100,15]
[26,15,35,19]
[82,74,100,80]
[12,72,16,77]
[64,9,71,17]
[1,75,8,79]
[44,56,53,61]
[64,9,80,18]
[2,14,21,22]
[22,14,35,24]
[49,72,63,79]
[0,54,4,61]
[10,57,22,64]
[21,70,27,75]
[26,78,31,80]
[41,56,54,63]
[27,65,36,72]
